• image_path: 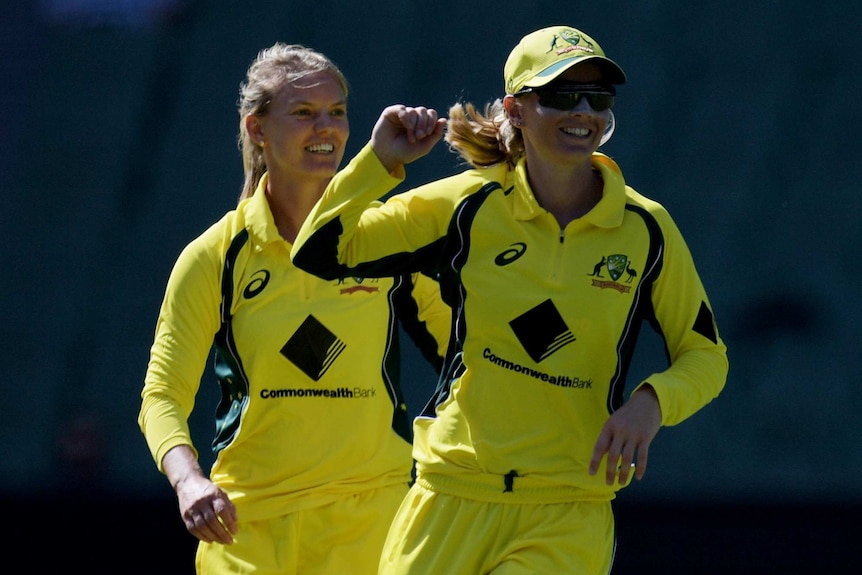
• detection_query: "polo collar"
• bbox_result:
[244,172,284,246]
[511,153,627,227]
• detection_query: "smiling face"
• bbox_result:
[250,70,349,185]
[506,61,612,167]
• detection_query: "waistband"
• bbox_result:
[415,471,615,504]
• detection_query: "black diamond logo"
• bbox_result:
[281,315,346,381]
[509,299,575,363]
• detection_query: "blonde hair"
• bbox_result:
[236,43,348,201]
[444,98,524,168]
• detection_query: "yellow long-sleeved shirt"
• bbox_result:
[139,174,450,522]
[292,144,728,502]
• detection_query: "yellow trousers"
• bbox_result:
[380,481,615,575]
[196,483,408,575]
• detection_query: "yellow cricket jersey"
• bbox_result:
[292,144,728,502]
[139,174,450,522]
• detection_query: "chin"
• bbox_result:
[307,160,340,176]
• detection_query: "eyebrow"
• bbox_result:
[286,97,348,107]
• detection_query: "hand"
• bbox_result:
[370,104,447,173]
[162,445,238,544]
[589,385,662,486]
[175,473,238,545]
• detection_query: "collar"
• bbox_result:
[243,172,285,247]
[511,152,627,227]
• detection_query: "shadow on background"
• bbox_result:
[9,494,856,573]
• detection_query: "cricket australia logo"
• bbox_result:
[548,29,595,56]
[587,254,637,293]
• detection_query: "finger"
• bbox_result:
[605,439,625,485]
[382,105,409,134]
[634,443,649,480]
[408,107,428,138]
[210,518,235,545]
[215,498,239,535]
[185,500,235,544]
[200,511,234,545]
[589,429,611,476]
[186,511,216,543]
[616,444,637,485]
[183,513,197,534]
[200,502,235,544]
[424,118,447,148]
[397,106,419,143]
[415,108,438,140]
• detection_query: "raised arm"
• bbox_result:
[291,105,447,281]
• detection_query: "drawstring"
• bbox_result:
[503,470,519,493]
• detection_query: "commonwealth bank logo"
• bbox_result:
[509,299,575,363]
[280,315,345,381]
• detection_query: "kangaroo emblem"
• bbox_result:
[588,256,606,277]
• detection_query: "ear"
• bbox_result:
[245,114,264,146]
[503,95,523,127]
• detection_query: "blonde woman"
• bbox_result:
[292,25,728,574]
[139,43,449,575]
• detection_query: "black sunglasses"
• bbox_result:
[514,83,616,112]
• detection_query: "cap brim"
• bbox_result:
[525,55,626,88]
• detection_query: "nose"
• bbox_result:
[315,112,335,132]
[569,94,594,114]
[316,110,347,135]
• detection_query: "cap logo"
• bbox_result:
[550,29,595,56]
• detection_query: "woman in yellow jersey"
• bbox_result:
[292,25,728,574]
[138,43,450,575]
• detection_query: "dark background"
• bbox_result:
[2,0,859,572]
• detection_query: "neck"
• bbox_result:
[526,157,602,228]
[264,171,330,244]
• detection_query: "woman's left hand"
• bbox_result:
[589,384,662,485]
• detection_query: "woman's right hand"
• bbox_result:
[370,104,447,173]
[175,472,238,544]
[163,445,238,544]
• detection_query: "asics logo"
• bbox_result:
[243,270,270,299]
[495,242,527,266]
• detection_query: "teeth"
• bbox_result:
[562,128,591,137]
[306,143,334,153]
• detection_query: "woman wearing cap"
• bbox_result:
[138,43,450,574]
[292,25,728,574]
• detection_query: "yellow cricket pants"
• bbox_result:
[196,483,408,574]
[379,480,615,574]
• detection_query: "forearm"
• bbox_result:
[638,345,728,426]
[291,143,402,277]
[162,444,206,491]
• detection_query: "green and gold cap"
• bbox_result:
[504,25,626,94]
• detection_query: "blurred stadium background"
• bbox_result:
[2,0,859,572]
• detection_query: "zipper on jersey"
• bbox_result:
[550,224,566,280]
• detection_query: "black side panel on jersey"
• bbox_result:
[693,301,718,344]
[381,274,412,443]
[392,274,446,374]
[419,182,503,418]
[291,218,348,281]
[606,204,665,413]
[293,217,447,282]
[212,229,251,454]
